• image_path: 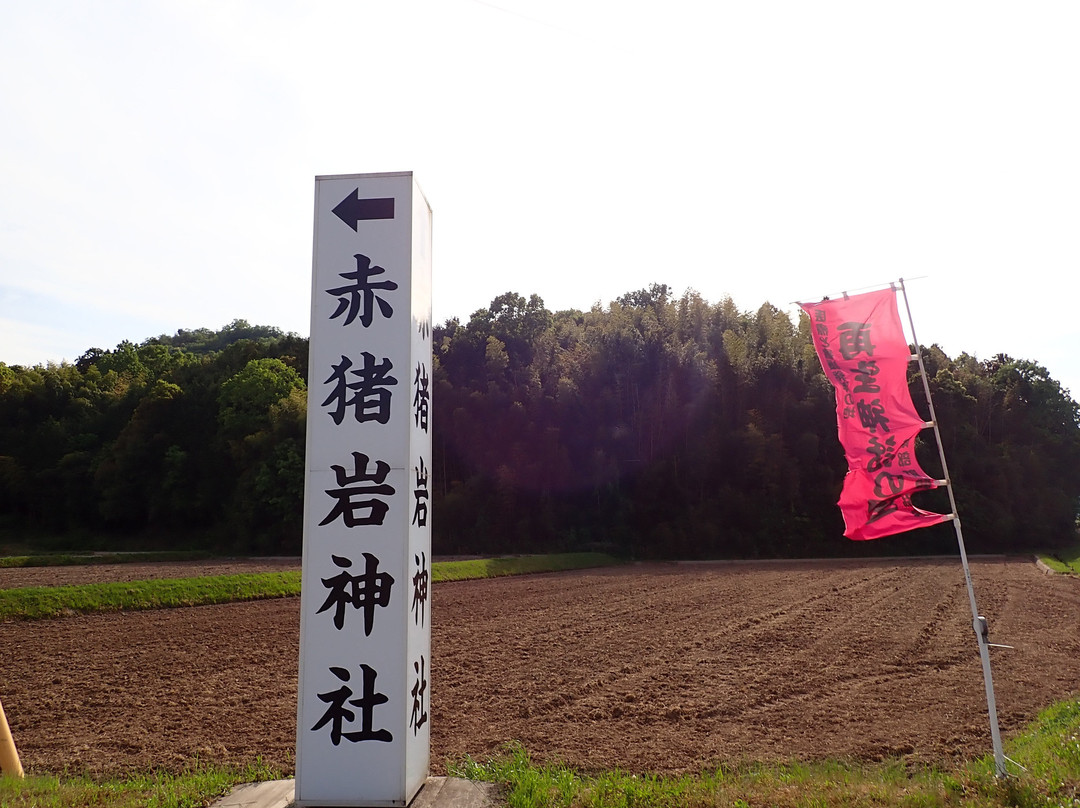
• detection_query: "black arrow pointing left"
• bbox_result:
[332,190,395,231]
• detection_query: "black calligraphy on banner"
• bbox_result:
[832,319,895,452]
[853,360,881,394]
[837,321,876,361]
[316,553,395,634]
[311,664,393,745]
[321,353,398,425]
[856,397,890,433]
[801,288,948,540]
[865,435,896,472]
[864,435,916,472]
[867,491,913,523]
[411,551,428,627]
[320,452,396,527]
[813,310,850,394]
[326,254,398,328]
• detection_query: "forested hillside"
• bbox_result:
[2,286,1078,557]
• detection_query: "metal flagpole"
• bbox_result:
[897,277,1008,777]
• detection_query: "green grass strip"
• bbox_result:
[431,552,620,582]
[1038,540,1080,575]
[0,572,301,621]
[454,745,960,808]
[0,553,621,620]
[0,758,285,808]
[4,698,1076,808]
[453,696,1080,807]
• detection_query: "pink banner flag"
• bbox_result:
[801,288,949,540]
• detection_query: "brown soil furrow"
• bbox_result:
[1,557,1077,779]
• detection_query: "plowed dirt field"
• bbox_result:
[1,557,1078,777]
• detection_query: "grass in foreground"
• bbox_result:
[0,758,285,808]
[3,704,1076,808]
[452,698,1080,808]
[0,553,621,620]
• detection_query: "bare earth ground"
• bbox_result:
[1,557,1079,778]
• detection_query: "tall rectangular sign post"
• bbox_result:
[296,172,432,807]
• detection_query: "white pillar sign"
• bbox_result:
[296,172,432,807]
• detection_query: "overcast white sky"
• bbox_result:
[2,1,1078,400]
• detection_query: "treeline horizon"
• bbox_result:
[2,285,1078,558]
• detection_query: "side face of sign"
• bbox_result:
[297,172,432,807]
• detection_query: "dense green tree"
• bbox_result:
[219,358,305,437]
[428,288,1078,557]
[0,322,308,550]
[1,296,1077,558]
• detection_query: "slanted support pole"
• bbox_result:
[898,278,1007,777]
[0,699,23,779]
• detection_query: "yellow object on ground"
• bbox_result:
[0,698,23,778]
